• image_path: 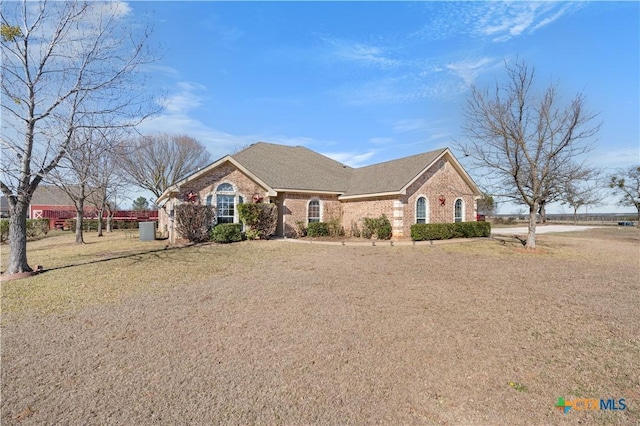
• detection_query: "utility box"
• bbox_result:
[139,221,156,241]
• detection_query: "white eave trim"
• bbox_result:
[275,188,344,196]
[400,148,482,197]
[338,190,403,201]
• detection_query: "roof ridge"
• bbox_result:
[353,147,447,170]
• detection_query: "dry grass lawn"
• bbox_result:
[1,228,639,425]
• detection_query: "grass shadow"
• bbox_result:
[39,242,201,274]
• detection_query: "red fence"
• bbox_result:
[41,209,158,229]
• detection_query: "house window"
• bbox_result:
[454,198,464,223]
[308,199,320,223]
[216,183,236,224]
[416,196,428,224]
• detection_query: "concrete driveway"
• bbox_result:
[491,225,604,235]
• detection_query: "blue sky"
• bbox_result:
[130,1,639,213]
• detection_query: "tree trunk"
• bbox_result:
[538,201,547,224]
[75,201,85,244]
[97,206,104,237]
[526,203,538,249]
[106,206,114,233]
[573,207,579,225]
[6,201,33,274]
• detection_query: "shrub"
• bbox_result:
[0,219,8,242]
[327,218,344,237]
[237,203,277,239]
[361,214,392,240]
[26,219,50,238]
[350,220,361,238]
[175,203,216,243]
[210,223,243,244]
[295,220,307,237]
[411,221,491,241]
[1,219,50,242]
[307,222,330,237]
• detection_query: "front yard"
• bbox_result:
[1,228,639,424]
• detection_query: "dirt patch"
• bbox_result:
[2,228,639,425]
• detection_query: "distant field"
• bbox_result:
[2,228,639,424]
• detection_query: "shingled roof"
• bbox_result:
[160,142,479,201]
[232,142,352,192]
[343,148,446,197]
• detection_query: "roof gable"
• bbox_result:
[343,149,447,197]
[232,142,353,192]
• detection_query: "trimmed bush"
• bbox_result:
[237,203,277,239]
[210,223,243,244]
[307,222,330,237]
[411,221,491,241]
[362,214,392,240]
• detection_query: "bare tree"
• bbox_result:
[118,134,212,201]
[48,127,111,244]
[609,165,640,220]
[456,60,599,248]
[1,1,157,273]
[90,145,128,237]
[561,170,602,224]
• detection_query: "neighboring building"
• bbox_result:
[0,185,79,219]
[27,185,80,219]
[157,142,483,242]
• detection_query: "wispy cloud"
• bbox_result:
[412,2,581,43]
[321,150,377,168]
[321,36,402,69]
[393,118,432,133]
[445,57,497,86]
[157,81,206,114]
[335,72,466,106]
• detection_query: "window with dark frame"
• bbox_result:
[416,197,427,224]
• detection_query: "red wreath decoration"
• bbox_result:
[184,191,198,203]
[252,193,264,203]
[439,195,446,206]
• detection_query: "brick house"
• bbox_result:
[156,142,482,242]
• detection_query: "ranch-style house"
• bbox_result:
[156,142,483,242]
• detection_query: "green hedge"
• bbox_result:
[65,219,140,231]
[362,214,392,240]
[411,221,491,241]
[1,218,50,242]
[307,222,330,237]
[210,223,243,244]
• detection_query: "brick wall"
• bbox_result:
[181,163,269,204]
[341,197,396,237]
[400,158,477,237]
[281,193,341,238]
[160,162,270,242]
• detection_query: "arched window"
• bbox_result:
[416,196,428,224]
[217,183,233,192]
[308,199,321,223]
[216,183,236,224]
[454,199,464,223]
